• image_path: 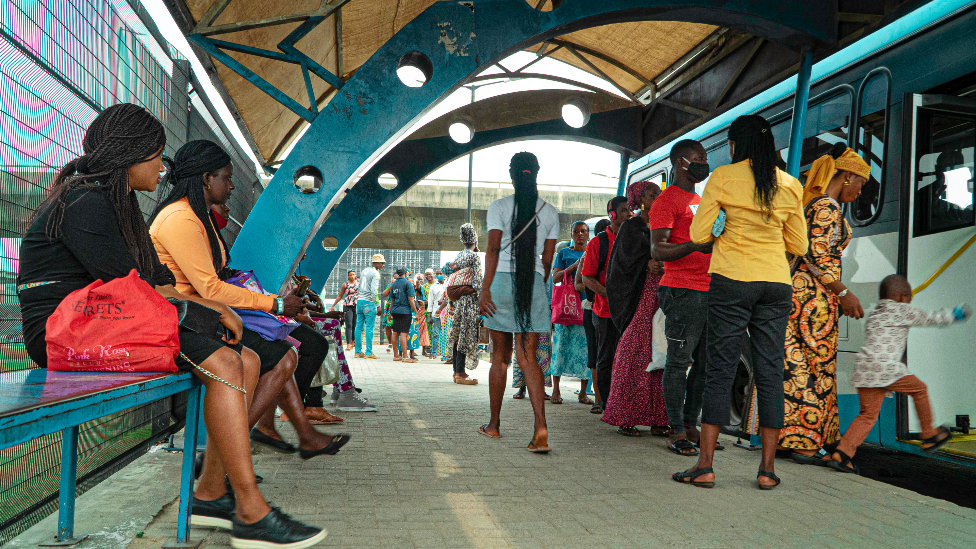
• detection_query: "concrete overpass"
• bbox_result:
[343,184,614,251]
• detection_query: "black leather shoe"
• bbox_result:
[191,493,234,530]
[298,434,351,460]
[250,429,297,453]
[231,507,327,548]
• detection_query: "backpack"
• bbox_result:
[584,231,610,302]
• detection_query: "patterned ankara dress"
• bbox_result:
[448,249,482,370]
[780,196,851,450]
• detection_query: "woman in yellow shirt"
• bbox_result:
[673,115,808,490]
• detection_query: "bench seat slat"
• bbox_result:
[0,371,196,450]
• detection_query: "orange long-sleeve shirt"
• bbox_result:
[150,198,276,311]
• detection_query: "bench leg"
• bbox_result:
[38,426,86,546]
[164,384,203,548]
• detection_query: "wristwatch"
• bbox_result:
[837,289,849,298]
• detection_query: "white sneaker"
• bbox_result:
[336,390,377,412]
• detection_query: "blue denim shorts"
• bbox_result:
[482,272,552,334]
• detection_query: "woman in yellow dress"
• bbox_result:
[780,143,871,463]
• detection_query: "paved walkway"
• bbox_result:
[16,353,976,548]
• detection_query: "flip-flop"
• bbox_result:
[667,438,699,456]
[922,427,953,454]
[512,392,525,399]
[790,447,832,465]
[527,441,551,453]
[650,426,670,437]
[671,467,714,488]
[550,395,563,404]
[249,429,297,453]
[478,424,501,438]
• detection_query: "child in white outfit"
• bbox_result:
[828,274,969,474]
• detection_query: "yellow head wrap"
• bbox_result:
[802,147,871,207]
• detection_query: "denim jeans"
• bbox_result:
[355,300,377,355]
[658,285,708,434]
[701,274,792,429]
[343,305,356,345]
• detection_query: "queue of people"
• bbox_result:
[15,103,969,549]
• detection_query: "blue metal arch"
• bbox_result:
[230,0,836,291]
[300,88,641,284]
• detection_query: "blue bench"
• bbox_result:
[0,369,203,547]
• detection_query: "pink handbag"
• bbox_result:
[551,281,583,326]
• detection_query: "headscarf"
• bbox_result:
[803,146,871,207]
[459,223,478,246]
[626,180,653,211]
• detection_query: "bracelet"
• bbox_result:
[274,297,284,314]
[836,289,848,298]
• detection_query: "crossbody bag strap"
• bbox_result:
[500,203,546,252]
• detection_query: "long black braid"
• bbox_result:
[729,114,778,220]
[31,103,166,276]
[150,140,234,278]
[509,152,540,332]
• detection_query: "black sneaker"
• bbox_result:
[231,507,327,549]
[191,493,235,530]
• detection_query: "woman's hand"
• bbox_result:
[281,294,304,317]
[479,289,496,317]
[648,259,664,275]
[214,303,243,345]
[839,291,864,319]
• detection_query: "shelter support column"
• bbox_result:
[617,152,630,197]
[785,49,814,178]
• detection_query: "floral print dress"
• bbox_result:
[780,196,851,450]
[448,249,482,370]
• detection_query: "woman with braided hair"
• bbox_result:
[151,139,352,451]
[17,104,328,548]
[676,114,808,490]
[478,152,559,452]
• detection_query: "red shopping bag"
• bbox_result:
[551,281,583,325]
[46,270,180,372]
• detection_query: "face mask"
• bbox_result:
[682,157,710,183]
[436,275,444,282]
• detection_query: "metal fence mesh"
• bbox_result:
[0,0,260,543]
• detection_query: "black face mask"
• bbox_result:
[682,157,710,183]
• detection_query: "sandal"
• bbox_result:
[578,396,594,405]
[590,403,603,414]
[527,440,551,453]
[617,427,640,437]
[478,424,501,438]
[757,470,781,490]
[671,467,714,488]
[790,447,832,466]
[922,427,952,454]
[650,426,670,437]
[550,395,563,404]
[827,450,860,474]
[667,438,699,456]
[512,392,525,400]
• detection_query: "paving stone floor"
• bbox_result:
[32,352,976,548]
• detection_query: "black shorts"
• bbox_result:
[240,327,296,375]
[391,313,412,334]
[175,329,243,372]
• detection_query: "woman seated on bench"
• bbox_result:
[16,104,327,549]
[149,140,351,455]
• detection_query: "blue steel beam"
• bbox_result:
[230,0,836,291]
[299,90,641,284]
[785,49,814,178]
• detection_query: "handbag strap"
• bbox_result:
[500,203,546,252]
[180,352,247,394]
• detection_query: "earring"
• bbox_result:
[204,184,211,190]
[843,180,851,186]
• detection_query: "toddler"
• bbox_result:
[829,274,969,473]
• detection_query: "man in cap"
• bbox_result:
[354,253,385,358]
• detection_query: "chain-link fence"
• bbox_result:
[0,0,261,542]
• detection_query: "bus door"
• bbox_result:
[903,92,976,457]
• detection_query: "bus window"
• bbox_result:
[913,112,975,235]
[771,90,853,186]
[851,71,891,225]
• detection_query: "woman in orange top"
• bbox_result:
[150,141,349,462]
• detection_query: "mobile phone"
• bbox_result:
[711,208,726,237]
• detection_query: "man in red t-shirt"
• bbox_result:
[649,139,715,456]
[581,196,632,409]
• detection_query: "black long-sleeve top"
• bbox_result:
[16,187,174,365]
